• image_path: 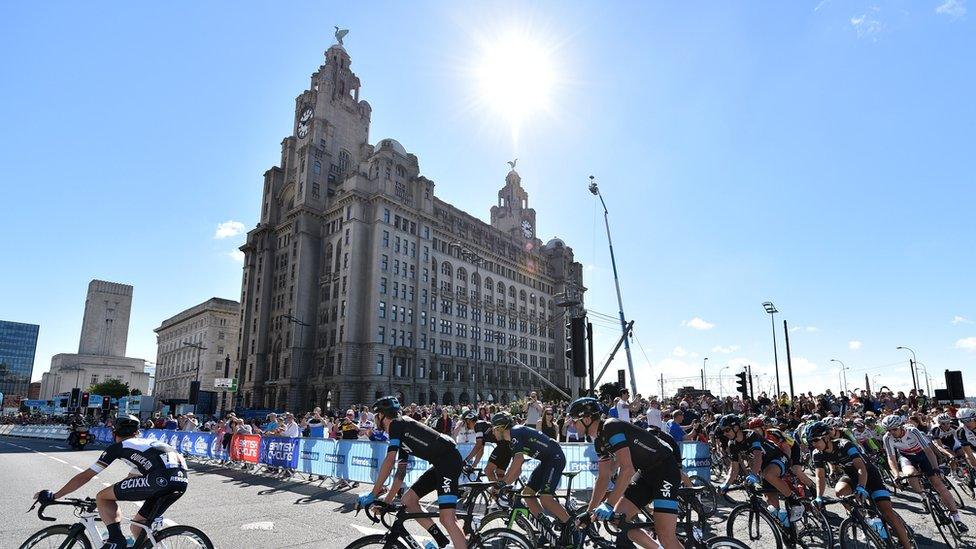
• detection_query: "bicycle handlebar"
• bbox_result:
[29,497,97,522]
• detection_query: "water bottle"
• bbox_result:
[789,503,805,523]
[868,517,888,539]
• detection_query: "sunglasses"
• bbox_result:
[722,427,735,433]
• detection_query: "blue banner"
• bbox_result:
[261,437,300,468]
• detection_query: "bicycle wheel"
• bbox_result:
[943,476,965,509]
[690,476,719,519]
[704,535,755,548]
[839,517,885,549]
[795,502,833,549]
[471,527,534,548]
[342,534,409,549]
[952,467,975,500]
[19,524,93,549]
[150,525,214,548]
[726,504,783,549]
[928,497,961,548]
[477,509,536,547]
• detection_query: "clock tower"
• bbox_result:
[490,164,537,241]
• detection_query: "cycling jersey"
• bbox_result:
[474,420,512,469]
[852,427,882,453]
[386,416,456,464]
[595,418,681,515]
[956,424,976,448]
[91,438,188,520]
[882,426,929,460]
[811,437,890,501]
[931,425,960,450]
[510,425,565,495]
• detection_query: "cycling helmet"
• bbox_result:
[852,418,865,428]
[957,408,976,422]
[767,417,779,427]
[568,397,603,419]
[747,417,765,429]
[935,413,953,425]
[113,414,141,437]
[461,410,477,422]
[491,411,513,429]
[811,414,822,421]
[880,414,905,430]
[372,396,402,417]
[800,414,811,421]
[804,421,830,444]
[718,415,741,429]
[864,415,877,424]
[825,417,845,429]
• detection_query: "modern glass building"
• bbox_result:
[0,320,40,398]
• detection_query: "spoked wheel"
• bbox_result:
[19,525,93,549]
[471,528,534,548]
[726,504,783,549]
[342,534,408,549]
[704,535,753,548]
[943,476,966,509]
[477,510,537,547]
[150,525,215,548]
[795,502,833,549]
[952,467,976,500]
[839,517,885,549]
[928,498,962,548]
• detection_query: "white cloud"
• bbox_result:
[711,345,740,354]
[952,315,973,325]
[850,12,884,39]
[672,346,689,357]
[956,337,976,352]
[227,249,245,263]
[936,0,967,19]
[682,317,715,330]
[790,325,820,333]
[214,220,246,239]
[848,340,863,350]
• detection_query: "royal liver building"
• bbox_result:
[236,36,585,412]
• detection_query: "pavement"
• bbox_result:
[1,434,974,547]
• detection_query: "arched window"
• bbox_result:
[313,161,322,175]
[471,272,480,287]
[485,277,494,291]
[509,286,516,299]
[497,282,505,295]
[441,262,453,277]
[519,290,527,302]
[457,267,467,283]
[395,164,406,178]
[338,150,350,173]
[538,297,545,309]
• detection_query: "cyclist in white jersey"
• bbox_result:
[929,413,961,462]
[881,414,968,532]
[954,408,976,471]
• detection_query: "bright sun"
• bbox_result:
[475,32,557,145]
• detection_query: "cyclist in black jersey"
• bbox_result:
[806,421,913,549]
[35,414,187,549]
[569,397,682,549]
[491,411,573,534]
[459,410,510,481]
[359,397,467,549]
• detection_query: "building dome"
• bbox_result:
[376,138,407,156]
[544,238,566,249]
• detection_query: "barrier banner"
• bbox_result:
[680,441,711,480]
[230,433,261,463]
[261,436,300,468]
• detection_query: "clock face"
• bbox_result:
[521,220,532,237]
[297,107,313,139]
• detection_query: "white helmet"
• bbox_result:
[825,417,845,429]
[957,408,976,422]
[935,413,953,425]
[880,414,905,430]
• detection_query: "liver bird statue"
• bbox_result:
[334,27,349,46]
[507,158,518,170]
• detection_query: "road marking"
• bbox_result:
[350,523,431,544]
[241,521,274,531]
[71,465,84,472]
[48,456,68,464]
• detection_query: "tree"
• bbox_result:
[87,378,130,399]
[130,389,142,396]
[598,382,621,402]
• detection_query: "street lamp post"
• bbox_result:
[719,366,730,398]
[589,176,637,396]
[895,346,919,393]
[281,313,309,409]
[915,362,932,395]
[830,359,848,394]
[762,302,781,397]
[702,357,708,391]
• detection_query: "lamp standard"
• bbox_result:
[762,302,781,397]
[830,359,848,394]
[719,366,730,397]
[450,241,485,404]
[281,313,309,408]
[895,346,919,393]
[915,362,932,395]
[588,176,636,395]
[702,357,708,391]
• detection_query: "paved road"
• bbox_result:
[2,435,973,547]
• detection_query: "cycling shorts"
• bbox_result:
[838,466,891,502]
[624,456,682,515]
[487,444,512,471]
[899,453,936,477]
[113,470,187,519]
[525,452,565,496]
[409,453,462,509]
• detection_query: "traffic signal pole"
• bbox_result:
[586,321,595,397]
[783,320,795,402]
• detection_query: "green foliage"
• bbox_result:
[87,378,130,399]
[598,382,621,401]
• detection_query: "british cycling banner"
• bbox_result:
[261,436,300,468]
[230,433,261,463]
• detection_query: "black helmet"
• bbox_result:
[372,396,402,417]
[113,414,140,437]
[804,421,830,445]
[461,410,477,422]
[490,412,513,429]
[717,415,741,429]
[568,397,602,419]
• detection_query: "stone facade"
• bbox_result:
[153,298,240,406]
[39,280,150,399]
[236,40,585,412]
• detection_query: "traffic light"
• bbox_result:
[565,317,587,377]
[81,392,90,408]
[735,371,748,398]
[102,396,111,412]
[70,388,81,409]
[189,381,201,404]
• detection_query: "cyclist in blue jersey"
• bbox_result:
[569,397,682,549]
[490,412,573,536]
[358,397,467,549]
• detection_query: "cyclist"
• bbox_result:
[459,409,510,481]
[359,396,467,549]
[851,418,884,456]
[881,414,968,532]
[568,397,682,549]
[718,415,801,527]
[750,416,815,491]
[929,413,961,463]
[954,408,976,471]
[34,414,188,549]
[491,412,574,541]
[806,421,913,548]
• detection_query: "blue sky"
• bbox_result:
[1,1,973,397]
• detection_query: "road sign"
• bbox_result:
[214,378,237,392]
[87,394,104,408]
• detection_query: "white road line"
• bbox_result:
[48,456,68,464]
[71,465,84,472]
[241,521,275,531]
[350,523,431,544]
